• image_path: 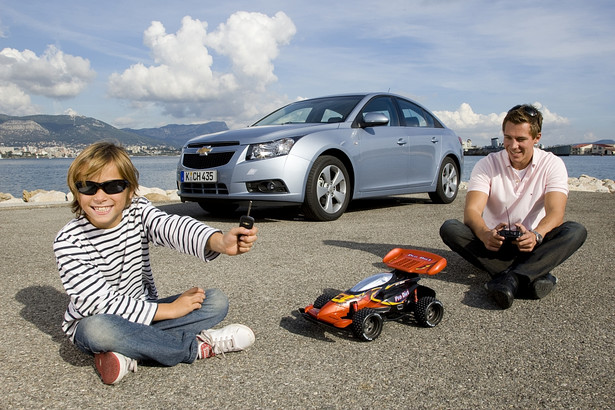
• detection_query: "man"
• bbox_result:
[439,104,586,309]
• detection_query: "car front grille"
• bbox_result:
[182,152,234,169]
[181,182,229,195]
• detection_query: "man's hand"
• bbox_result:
[478,222,508,251]
[514,223,538,252]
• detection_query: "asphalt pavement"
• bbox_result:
[1,191,613,409]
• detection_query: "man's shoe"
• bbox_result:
[485,271,519,309]
[529,273,558,299]
[94,351,137,385]
[197,324,255,359]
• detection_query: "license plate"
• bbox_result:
[181,170,217,183]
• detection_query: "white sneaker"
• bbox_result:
[94,351,137,385]
[197,324,255,359]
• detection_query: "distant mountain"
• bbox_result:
[0,113,228,148]
[0,113,163,146]
[124,122,228,148]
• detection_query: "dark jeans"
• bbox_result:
[439,220,587,284]
[73,288,229,366]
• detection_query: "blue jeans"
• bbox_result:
[73,288,229,366]
[439,220,587,285]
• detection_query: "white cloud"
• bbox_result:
[109,12,295,103]
[108,11,296,123]
[205,11,296,90]
[435,102,571,146]
[0,45,96,98]
[64,108,81,118]
[0,83,37,115]
[435,103,503,130]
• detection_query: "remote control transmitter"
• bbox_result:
[498,206,521,240]
[239,201,254,229]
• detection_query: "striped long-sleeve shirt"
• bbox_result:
[53,197,221,342]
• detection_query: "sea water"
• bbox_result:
[0,155,613,198]
[0,156,179,197]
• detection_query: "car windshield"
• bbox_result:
[252,95,364,126]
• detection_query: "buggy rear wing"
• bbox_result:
[383,248,447,275]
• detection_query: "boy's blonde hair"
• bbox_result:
[67,141,139,216]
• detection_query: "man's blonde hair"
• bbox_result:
[67,141,139,216]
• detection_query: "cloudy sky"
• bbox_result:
[1,0,613,146]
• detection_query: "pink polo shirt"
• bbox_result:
[467,147,569,230]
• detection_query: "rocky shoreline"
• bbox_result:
[0,186,180,207]
[458,174,615,193]
[0,175,613,207]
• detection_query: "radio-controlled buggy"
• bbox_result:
[300,248,446,341]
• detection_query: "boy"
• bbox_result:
[54,141,258,384]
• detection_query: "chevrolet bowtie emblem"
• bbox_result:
[196,146,213,156]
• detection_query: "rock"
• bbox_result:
[0,192,24,204]
[144,192,170,202]
[4,198,25,204]
[1,192,14,201]
[22,189,46,202]
[136,186,178,202]
[28,190,67,203]
[136,186,168,196]
[166,189,180,201]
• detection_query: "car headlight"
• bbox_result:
[246,137,297,160]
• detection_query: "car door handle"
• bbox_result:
[431,137,439,143]
[397,138,407,146]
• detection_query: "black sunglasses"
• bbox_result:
[75,179,130,196]
[510,104,539,117]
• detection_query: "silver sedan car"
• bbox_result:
[176,93,463,221]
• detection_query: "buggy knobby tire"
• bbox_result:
[414,296,444,327]
[313,291,338,309]
[352,308,384,341]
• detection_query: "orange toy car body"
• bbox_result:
[300,248,446,341]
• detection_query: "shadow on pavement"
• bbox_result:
[15,285,90,367]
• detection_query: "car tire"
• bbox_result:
[302,155,351,221]
[352,308,383,341]
[428,157,459,204]
[197,200,238,215]
[313,291,338,309]
[414,296,444,327]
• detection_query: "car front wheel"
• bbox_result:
[302,155,351,221]
[352,308,384,341]
[429,157,459,204]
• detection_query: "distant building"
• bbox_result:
[571,144,592,155]
[569,143,614,155]
[591,144,614,155]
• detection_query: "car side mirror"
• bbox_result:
[360,112,389,127]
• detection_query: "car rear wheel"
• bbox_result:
[302,155,351,221]
[428,157,459,204]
